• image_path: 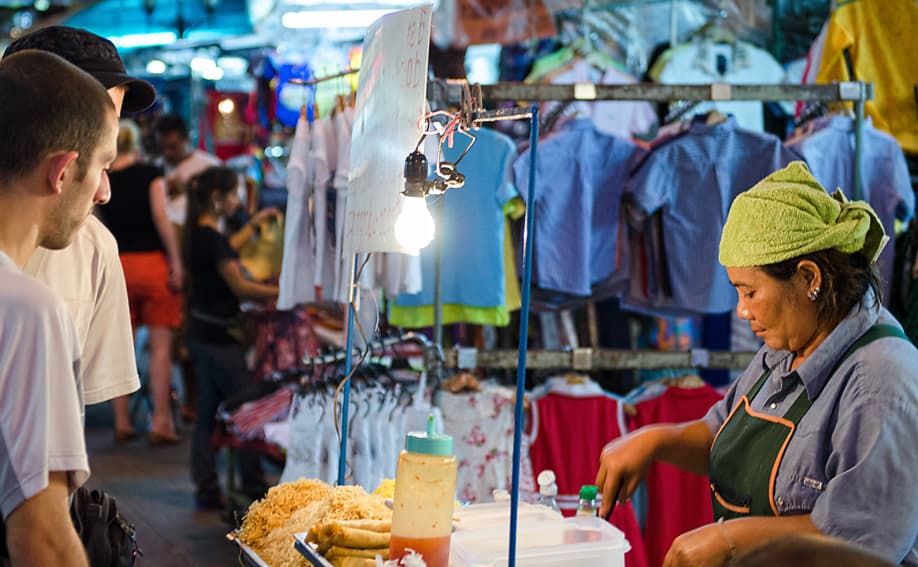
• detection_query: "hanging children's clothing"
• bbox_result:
[786,115,915,301]
[630,384,723,567]
[391,127,519,327]
[623,115,798,316]
[439,383,536,504]
[278,113,317,310]
[538,58,657,139]
[512,119,643,299]
[649,39,786,132]
[528,377,648,567]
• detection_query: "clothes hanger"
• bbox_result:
[660,373,706,389]
[705,110,729,126]
[440,372,481,393]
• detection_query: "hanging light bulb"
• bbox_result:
[395,195,435,251]
[395,150,435,251]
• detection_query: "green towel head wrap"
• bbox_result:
[719,161,888,268]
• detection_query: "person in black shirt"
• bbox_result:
[183,166,278,510]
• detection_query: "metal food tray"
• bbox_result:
[227,529,337,567]
[226,531,271,567]
[294,532,335,567]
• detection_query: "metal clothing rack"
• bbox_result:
[428,79,870,567]
[287,68,360,86]
[332,79,872,567]
[443,347,755,371]
[428,80,874,200]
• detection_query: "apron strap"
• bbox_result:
[783,323,908,423]
[745,368,774,402]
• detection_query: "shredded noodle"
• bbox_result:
[239,478,393,567]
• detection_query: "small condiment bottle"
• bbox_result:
[389,415,457,567]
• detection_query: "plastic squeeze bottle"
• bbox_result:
[577,485,599,516]
[389,415,457,567]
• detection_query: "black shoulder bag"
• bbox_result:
[0,486,141,566]
[70,487,142,566]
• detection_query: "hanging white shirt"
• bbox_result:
[655,40,787,132]
[278,114,317,310]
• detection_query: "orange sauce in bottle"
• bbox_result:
[389,534,451,567]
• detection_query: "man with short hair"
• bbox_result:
[0,49,119,566]
[3,26,157,438]
[154,113,222,227]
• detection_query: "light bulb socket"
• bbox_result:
[403,150,429,198]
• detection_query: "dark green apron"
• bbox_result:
[708,324,907,519]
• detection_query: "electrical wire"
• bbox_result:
[333,253,374,464]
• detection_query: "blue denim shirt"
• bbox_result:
[624,116,798,315]
[704,298,918,565]
[512,119,642,296]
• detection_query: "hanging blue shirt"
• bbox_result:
[512,119,643,297]
[264,56,314,127]
[624,116,798,315]
[786,115,915,302]
[393,127,517,320]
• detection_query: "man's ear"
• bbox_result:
[44,151,79,195]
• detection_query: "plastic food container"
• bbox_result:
[450,516,630,567]
[452,502,563,532]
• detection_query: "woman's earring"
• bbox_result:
[808,287,820,302]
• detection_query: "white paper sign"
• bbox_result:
[343,5,432,257]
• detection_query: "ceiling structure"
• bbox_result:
[64,0,252,45]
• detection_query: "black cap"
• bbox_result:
[4,26,157,113]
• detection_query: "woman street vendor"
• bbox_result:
[596,162,918,566]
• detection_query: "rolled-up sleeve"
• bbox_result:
[812,353,918,564]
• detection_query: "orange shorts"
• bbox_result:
[120,251,182,329]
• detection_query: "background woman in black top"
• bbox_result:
[183,166,278,509]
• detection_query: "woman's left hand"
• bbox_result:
[663,523,733,567]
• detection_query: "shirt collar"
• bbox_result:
[826,114,873,131]
[557,117,597,133]
[688,114,738,135]
[762,292,882,399]
[545,376,606,397]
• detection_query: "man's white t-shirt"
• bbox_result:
[163,150,222,226]
[24,215,140,405]
[0,251,88,520]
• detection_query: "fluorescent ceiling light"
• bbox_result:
[281,9,396,29]
[146,60,167,74]
[190,56,217,73]
[217,56,249,75]
[285,0,421,5]
[109,32,177,48]
[203,67,224,81]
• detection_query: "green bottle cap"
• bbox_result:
[579,485,598,500]
[405,414,453,456]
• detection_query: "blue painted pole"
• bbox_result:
[508,105,539,567]
[337,255,360,486]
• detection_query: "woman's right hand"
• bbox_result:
[249,207,280,228]
[596,427,660,517]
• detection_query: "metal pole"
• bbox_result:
[854,94,865,201]
[669,0,678,47]
[433,200,444,357]
[509,105,539,567]
[337,255,359,486]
